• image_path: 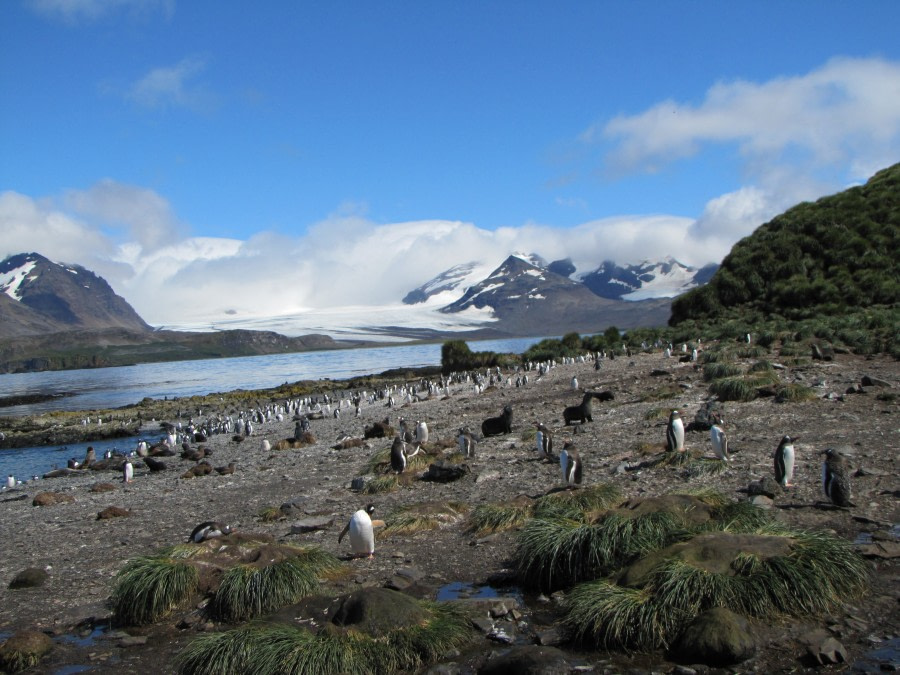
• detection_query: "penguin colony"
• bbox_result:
[16,344,872,583]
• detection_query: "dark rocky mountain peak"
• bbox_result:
[0,252,152,339]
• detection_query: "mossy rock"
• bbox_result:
[620,532,793,587]
[9,568,49,589]
[607,494,721,528]
[0,630,53,673]
[330,587,429,637]
[672,607,756,666]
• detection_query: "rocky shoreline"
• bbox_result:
[0,348,897,673]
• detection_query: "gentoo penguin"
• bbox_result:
[571,376,579,390]
[6,475,15,489]
[82,446,96,468]
[666,410,685,452]
[261,439,272,452]
[535,422,553,460]
[559,442,583,486]
[774,436,797,487]
[338,504,376,559]
[415,420,429,445]
[123,460,134,483]
[390,436,421,474]
[457,428,477,458]
[709,413,729,461]
[822,448,854,507]
[189,521,232,543]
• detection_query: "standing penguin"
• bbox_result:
[559,442,583,486]
[123,460,134,483]
[82,446,96,468]
[822,448,854,507]
[339,504,376,558]
[774,436,797,487]
[415,420,429,445]
[709,413,729,461]
[535,422,553,460]
[666,410,685,452]
[457,428,477,458]
[571,375,579,390]
[6,475,15,489]
[390,436,421,474]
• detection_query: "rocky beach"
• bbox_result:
[0,346,897,674]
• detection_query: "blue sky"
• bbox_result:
[2,1,899,329]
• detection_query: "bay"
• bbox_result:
[0,337,547,417]
[0,336,549,480]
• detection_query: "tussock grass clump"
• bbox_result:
[467,501,533,536]
[748,360,775,373]
[211,548,342,622]
[520,426,537,443]
[563,529,869,651]
[258,505,282,523]
[533,483,622,519]
[176,600,470,675]
[707,371,779,401]
[775,383,818,402]
[682,458,729,478]
[361,475,400,494]
[643,407,670,422]
[737,345,769,358]
[111,555,199,625]
[380,501,468,537]
[702,362,743,382]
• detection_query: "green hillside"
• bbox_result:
[671,163,899,325]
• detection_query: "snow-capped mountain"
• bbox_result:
[0,252,151,339]
[402,261,487,305]
[579,257,719,301]
[438,254,672,334]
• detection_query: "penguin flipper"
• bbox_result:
[338,522,351,543]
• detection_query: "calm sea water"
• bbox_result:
[0,336,547,480]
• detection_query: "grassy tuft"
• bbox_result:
[467,501,534,536]
[111,555,199,625]
[564,580,681,651]
[534,484,622,519]
[775,383,818,403]
[682,458,729,478]
[361,475,399,494]
[380,502,469,537]
[702,362,743,381]
[258,505,282,523]
[564,527,870,651]
[211,547,342,622]
[176,599,470,675]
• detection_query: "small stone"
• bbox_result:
[118,636,148,648]
[750,495,774,509]
[471,617,494,634]
[806,636,848,665]
[289,515,334,533]
[861,375,891,388]
[97,506,131,520]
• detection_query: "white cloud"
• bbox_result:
[593,57,900,184]
[127,56,214,112]
[0,183,709,329]
[63,179,184,251]
[29,0,174,23]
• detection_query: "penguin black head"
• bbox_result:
[365,504,376,516]
[781,435,798,444]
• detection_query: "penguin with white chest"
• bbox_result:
[535,422,553,460]
[6,475,15,489]
[666,410,685,452]
[709,412,729,461]
[123,460,134,483]
[774,435,797,487]
[339,504,376,559]
[390,436,421,474]
[559,442,583,486]
[189,521,232,543]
